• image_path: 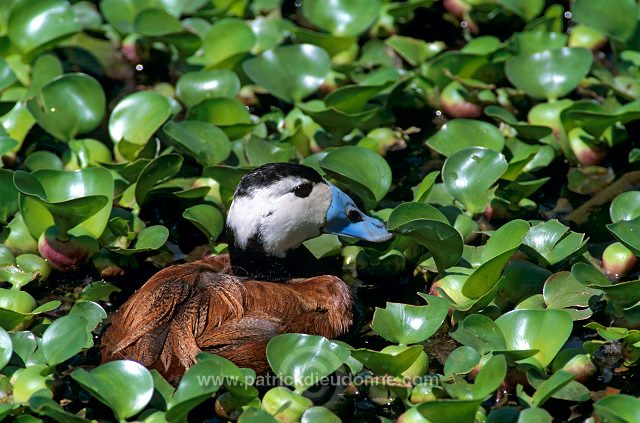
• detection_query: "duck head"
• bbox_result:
[226,162,392,281]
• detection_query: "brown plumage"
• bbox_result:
[100,254,352,383]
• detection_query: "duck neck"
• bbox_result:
[227,233,340,282]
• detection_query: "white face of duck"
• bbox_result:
[226,166,392,258]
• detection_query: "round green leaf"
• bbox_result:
[451,313,507,354]
[495,309,573,368]
[266,334,350,393]
[610,191,640,222]
[442,147,508,214]
[201,18,255,68]
[69,301,107,332]
[243,44,331,104]
[319,146,391,210]
[0,327,11,370]
[513,31,568,55]
[41,314,90,366]
[499,0,544,21]
[444,346,480,376]
[23,151,64,172]
[183,204,224,243]
[163,120,231,166]
[505,47,593,100]
[594,394,640,423]
[572,0,638,41]
[371,295,449,345]
[134,8,182,36]
[301,0,381,37]
[109,91,172,160]
[8,0,80,54]
[11,364,51,404]
[71,360,153,421]
[15,167,114,239]
[176,70,240,107]
[426,119,505,157]
[608,216,640,256]
[100,0,157,34]
[27,73,105,141]
[301,406,341,423]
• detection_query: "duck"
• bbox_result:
[100,162,392,383]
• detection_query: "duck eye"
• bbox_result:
[347,209,363,223]
[293,183,313,198]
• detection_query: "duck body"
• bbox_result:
[100,163,391,383]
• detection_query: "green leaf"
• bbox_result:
[324,83,390,114]
[243,44,331,104]
[183,204,224,244]
[499,0,544,21]
[100,0,157,34]
[0,326,11,370]
[11,363,51,403]
[176,70,240,107]
[71,360,154,421]
[505,47,593,100]
[518,407,552,423]
[522,220,588,266]
[8,0,80,54]
[442,147,508,214]
[451,313,507,354]
[484,106,552,139]
[385,35,441,66]
[27,73,105,141]
[351,345,424,376]
[0,58,16,91]
[530,370,575,407]
[371,295,449,345]
[444,346,480,376]
[109,91,172,160]
[462,219,529,299]
[610,191,640,222]
[166,358,224,422]
[495,309,573,369]
[543,271,602,312]
[69,301,107,332]
[302,0,380,36]
[42,314,91,365]
[201,18,255,68]
[473,354,507,399]
[112,225,169,255]
[320,146,391,210]
[594,394,640,423]
[15,167,114,239]
[134,8,182,36]
[135,153,183,206]
[572,0,638,41]
[303,234,342,259]
[266,334,350,393]
[417,399,483,423]
[80,281,121,302]
[163,120,231,166]
[301,406,341,423]
[426,119,505,157]
[28,395,89,423]
[387,208,463,271]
